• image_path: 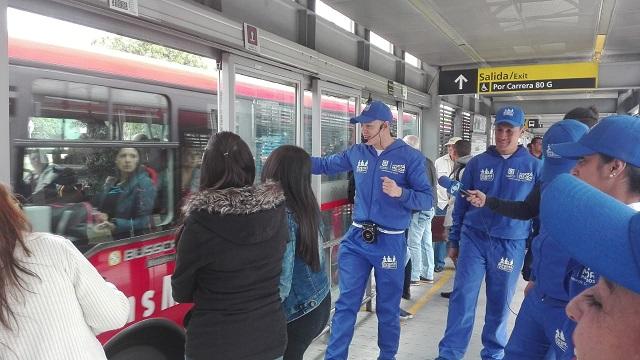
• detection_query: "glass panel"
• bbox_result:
[114,89,169,141]
[235,74,297,177]
[17,146,174,251]
[401,111,419,140]
[321,93,356,176]
[30,79,111,140]
[370,31,393,53]
[316,1,354,33]
[9,8,217,89]
[405,52,420,68]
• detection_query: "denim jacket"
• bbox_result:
[279,210,330,322]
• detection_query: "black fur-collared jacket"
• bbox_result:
[172,181,288,360]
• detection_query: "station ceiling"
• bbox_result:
[323,0,638,68]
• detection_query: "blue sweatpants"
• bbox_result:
[503,287,568,360]
[555,319,577,360]
[325,226,406,360]
[438,226,526,360]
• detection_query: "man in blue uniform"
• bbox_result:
[312,101,433,360]
[437,105,541,360]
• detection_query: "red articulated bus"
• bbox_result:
[8,36,373,359]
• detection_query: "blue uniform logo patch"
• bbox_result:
[357,160,368,173]
[381,256,397,270]
[497,257,514,272]
[480,168,494,181]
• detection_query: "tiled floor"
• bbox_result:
[305,260,527,359]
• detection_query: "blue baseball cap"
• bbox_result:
[495,105,525,127]
[350,100,393,124]
[550,115,640,167]
[541,174,640,294]
[540,120,589,183]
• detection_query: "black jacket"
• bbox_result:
[172,182,288,360]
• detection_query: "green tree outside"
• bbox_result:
[92,36,211,69]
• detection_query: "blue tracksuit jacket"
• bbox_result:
[312,139,433,229]
[450,145,541,247]
[312,139,432,360]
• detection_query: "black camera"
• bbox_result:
[361,223,377,244]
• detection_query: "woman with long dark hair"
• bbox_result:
[261,145,331,360]
[95,147,156,239]
[0,183,129,359]
[172,132,289,360]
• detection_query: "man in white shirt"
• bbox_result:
[433,136,462,272]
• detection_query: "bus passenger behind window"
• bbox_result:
[0,183,129,359]
[23,150,60,203]
[180,147,201,197]
[94,147,156,239]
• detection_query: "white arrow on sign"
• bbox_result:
[454,74,468,90]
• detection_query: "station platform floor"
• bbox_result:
[304,259,528,360]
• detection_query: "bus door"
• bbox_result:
[219,54,303,175]
[312,80,361,305]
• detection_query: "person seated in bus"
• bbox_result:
[94,147,156,239]
[0,183,129,360]
[261,145,331,360]
[172,132,288,360]
[180,147,201,197]
[22,149,65,204]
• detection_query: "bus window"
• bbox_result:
[31,79,111,140]
[18,146,173,250]
[114,89,169,141]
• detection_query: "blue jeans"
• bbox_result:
[433,241,447,269]
[407,208,435,281]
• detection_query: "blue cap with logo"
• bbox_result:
[495,105,525,127]
[540,119,589,182]
[541,174,640,294]
[350,100,393,124]
[550,115,640,167]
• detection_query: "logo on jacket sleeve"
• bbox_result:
[480,168,494,181]
[357,160,368,173]
[555,329,568,352]
[381,256,398,270]
[497,257,514,272]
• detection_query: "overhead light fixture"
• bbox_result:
[593,0,616,62]
[593,34,606,62]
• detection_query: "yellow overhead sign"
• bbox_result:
[477,62,598,94]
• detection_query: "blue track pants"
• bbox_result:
[325,226,406,360]
[438,226,526,360]
[503,286,568,360]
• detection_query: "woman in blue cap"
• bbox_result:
[545,114,640,359]
[540,174,640,360]
[466,119,590,359]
